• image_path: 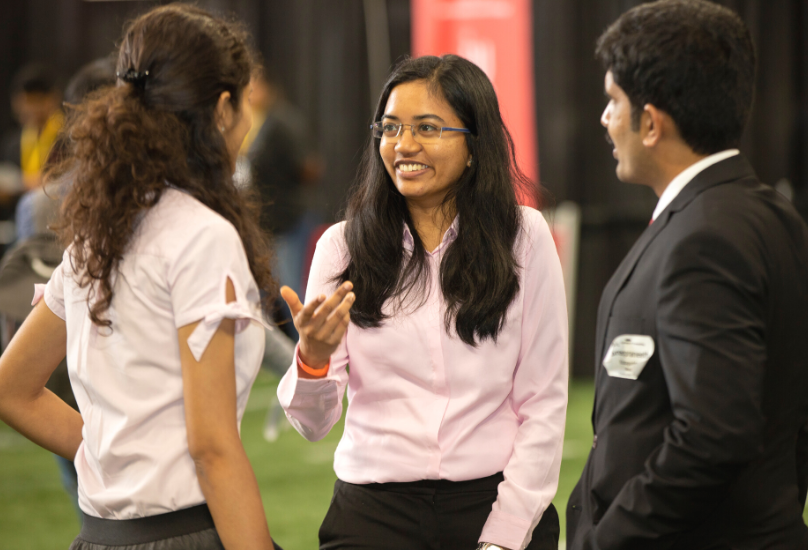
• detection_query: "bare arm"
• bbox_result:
[178,278,273,550]
[0,300,82,460]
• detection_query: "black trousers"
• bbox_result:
[319,473,559,550]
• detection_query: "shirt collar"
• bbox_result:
[651,149,740,221]
[402,215,460,253]
[403,223,414,250]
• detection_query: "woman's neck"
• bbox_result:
[408,201,456,253]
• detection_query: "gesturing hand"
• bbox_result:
[280,282,354,371]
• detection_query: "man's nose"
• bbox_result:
[600,106,610,127]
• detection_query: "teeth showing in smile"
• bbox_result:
[398,163,428,172]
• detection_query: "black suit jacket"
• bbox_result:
[567,155,808,550]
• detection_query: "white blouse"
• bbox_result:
[37,188,266,519]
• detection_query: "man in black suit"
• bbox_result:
[566,1,808,549]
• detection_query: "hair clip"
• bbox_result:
[117,69,150,87]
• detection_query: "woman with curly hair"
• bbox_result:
[278,55,567,550]
[0,5,281,549]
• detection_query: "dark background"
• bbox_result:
[2,0,805,377]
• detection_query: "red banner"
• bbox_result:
[411,0,538,203]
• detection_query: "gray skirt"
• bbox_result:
[70,528,224,550]
[70,504,283,550]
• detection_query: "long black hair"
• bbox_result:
[338,54,540,345]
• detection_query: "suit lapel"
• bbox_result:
[594,154,757,368]
[594,211,670,367]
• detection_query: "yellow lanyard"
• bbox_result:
[20,111,64,177]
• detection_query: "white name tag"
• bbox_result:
[602,334,655,380]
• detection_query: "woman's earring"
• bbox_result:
[467,158,472,167]
[220,126,225,133]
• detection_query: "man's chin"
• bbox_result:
[615,165,645,186]
[615,163,630,183]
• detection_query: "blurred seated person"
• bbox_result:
[246,69,322,299]
[2,63,63,192]
[16,58,116,242]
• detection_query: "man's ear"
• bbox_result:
[215,91,233,131]
[640,103,666,148]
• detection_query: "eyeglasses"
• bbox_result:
[370,121,471,144]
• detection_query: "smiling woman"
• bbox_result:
[378,80,472,245]
[277,54,569,550]
[340,54,545,341]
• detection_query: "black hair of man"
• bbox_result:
[10,63,58,96]
[595,0,756,155]
[64,58,116,105]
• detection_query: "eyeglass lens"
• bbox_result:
[373,122,443,143]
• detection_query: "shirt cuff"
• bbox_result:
[276,346,341,442]
[278,345,336,401]
[479,510,534,550]
[295,344,335,378]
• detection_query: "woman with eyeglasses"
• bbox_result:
[278,55,568,550]
[0,5,281,550]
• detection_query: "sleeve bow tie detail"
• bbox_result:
[186,301,273,362]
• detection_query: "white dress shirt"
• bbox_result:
[278,206,569,550]
[652,149,740,221]
[37,188,266,519]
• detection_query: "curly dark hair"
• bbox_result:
[596,0,756,155]
[52,4,275,327]
[338,54,541,346]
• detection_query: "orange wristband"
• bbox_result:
[297,355,330,377]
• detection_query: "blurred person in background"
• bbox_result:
[2,63,63,192]
[567,1,808,549]
[278,54,568,550]
[247,68,322,302]
[15,57,117,243]
[0,4,282,550]
[239,68,322,438]
[0,55,117,523]
[0,64,62,253]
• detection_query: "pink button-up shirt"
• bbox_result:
[277,206,568,550]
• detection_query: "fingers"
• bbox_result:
[315,293,354,343]
[295,282,354,367]
[282,284,353,343]
[336,310,351,335]
[299,282,353,332]
[279,286,303,316]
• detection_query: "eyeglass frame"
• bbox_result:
[370,121,472,143]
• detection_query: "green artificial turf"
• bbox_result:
[0,376,805,549]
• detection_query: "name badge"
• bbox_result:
[602,334,655,380]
